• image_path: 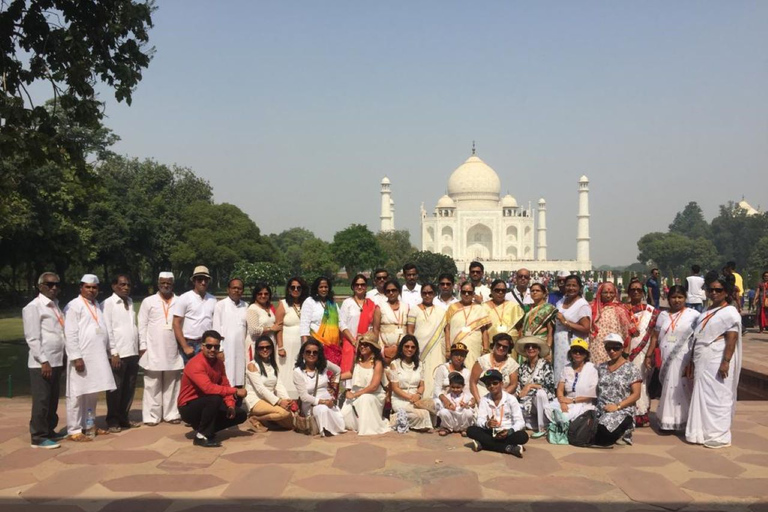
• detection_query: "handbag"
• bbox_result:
[568,409,597,447]
[547,408,570,445]
[293,372,321,436]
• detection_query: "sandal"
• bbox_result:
[96,428,111,436]
[438,429,450,437]
[67,433,92,442]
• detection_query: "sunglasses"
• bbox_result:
[422,290,435,295]
[517,275,531,279]
[495,344,511,351]
[203,344,221,351]
[257,345,273,351]
[375,276,388,281]
[629,288,643,293]
[439,282,453,286]
[570,349,588,356]
[605,345,623,353]
[290,285,303,291]
[470,270,482,274]
[492,288,506,293]
[353,283,367,288]
[485,380,502,386]
[460,290,474,295]
[43,281,61,288]
[385,288,399,294]
[708,287,725,293]
[194,277,210,282]
[304,350,319,356]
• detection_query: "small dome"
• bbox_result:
[738,200,759,216]
[579,175,589,183]
[501,194,518,208]
[446,154,501,207]
[381,176,390,185]
[437,194,455,208]
[538,197,546,205]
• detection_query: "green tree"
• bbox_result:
[269,227,322,276]
[299,238,338,284]
[409,251,458,284]
[231,261,289,290]
[748,236,768,275]
[331,224,382,277]
[637,232,717,278]
[711,202,768,270]
[375,230,415,276]
[669,202,711,239]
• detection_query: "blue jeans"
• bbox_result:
[686,303,704,313]
[181,341,202,365]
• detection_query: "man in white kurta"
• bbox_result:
[23,272,66,449]
[213,278,248,387]
[64,274,116,440]
[401,264,423,308]
[103,274,141,431]
[139,272,183,424]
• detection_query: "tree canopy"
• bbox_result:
[331,224,382,277]
[409,251,458,285]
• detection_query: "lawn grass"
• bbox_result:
[0,313,24,343]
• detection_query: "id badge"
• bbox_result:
[667,334,678,343]
[498,324,507,332]
[524,330,532,336]
[94,327,103,335]
[461,326,471,334]
[395,327,403,337]
[162,323,173,331]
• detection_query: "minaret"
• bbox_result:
[380,177,393,232]
[537,198,547,261]
[577,175,590,263]
[390,198,396,230]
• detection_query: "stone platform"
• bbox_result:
[1,394,767,512]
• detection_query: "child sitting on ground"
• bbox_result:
[436,372,475,436]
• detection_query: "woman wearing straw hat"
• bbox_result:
[467,368,529,457]
[595,333,642,446]
[514,336,555,438]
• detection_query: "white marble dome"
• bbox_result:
[447,154,501,209]
[437,194,455,208]
[501,194,518,208]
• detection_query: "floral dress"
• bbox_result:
[596,361,641,433]
[516,359,555,418]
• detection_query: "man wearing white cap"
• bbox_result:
[213,278,248,387]
[172,265,217,364]
[103,273,141,432]
[64,274,116,441]
[23,272,66,449]
[139,272,184,425]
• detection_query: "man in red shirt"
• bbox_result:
[178,330,247,447]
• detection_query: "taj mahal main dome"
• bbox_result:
[378,148,592,273]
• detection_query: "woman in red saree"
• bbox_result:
[754,271,768,333]
[590,282,637,365]
[339,274,378,373]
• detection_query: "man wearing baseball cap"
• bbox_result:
[171,266,217,364]
[467,368,529,457]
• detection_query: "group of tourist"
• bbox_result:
[22,260,743,455]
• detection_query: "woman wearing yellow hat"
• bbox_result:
[545,337,598,426]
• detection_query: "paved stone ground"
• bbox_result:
[0,395,767,512]
[2,334,768,512]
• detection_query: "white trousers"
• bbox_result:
[66,392,98,435]
[437,408,474,432]
[524,388,550,431]
[142,370,182,423]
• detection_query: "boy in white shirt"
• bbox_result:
[467,369,529,457]
[436,372,475,436]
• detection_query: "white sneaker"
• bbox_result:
[704,440,731,449]
[505,444,524,458]
[471,440,482,452]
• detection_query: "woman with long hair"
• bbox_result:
[685,274,742,448]
[406,282,445,398]
[373,279,409,364]
[274,277,308,398]
[340,274,378,374]
[299,277,342,367]
[340,332,390,435]
[292,339,345,436]
[647,285,698,432]
[244,335,294,431]
[590,281,636,366]
[445,281,491,370]
[388,335,433,432]
[246,282,280,360]
[553,275,592,384]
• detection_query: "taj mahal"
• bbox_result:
[379,148,593,273]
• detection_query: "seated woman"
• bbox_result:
[433,342,472,412]
[467,368,529,457]
[340,333,391,436]
[388,335,433,432]
[545,338,598,426]
[436,372,474,436]
[292,339,345,437]
[244,335,294,432]
[514,336,556,438]
[595,333,642,446]
[469,332,519,404]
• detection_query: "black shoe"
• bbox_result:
[193,436,221,448]
[504,444,524,458]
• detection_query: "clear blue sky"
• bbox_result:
[98,0,767,266]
